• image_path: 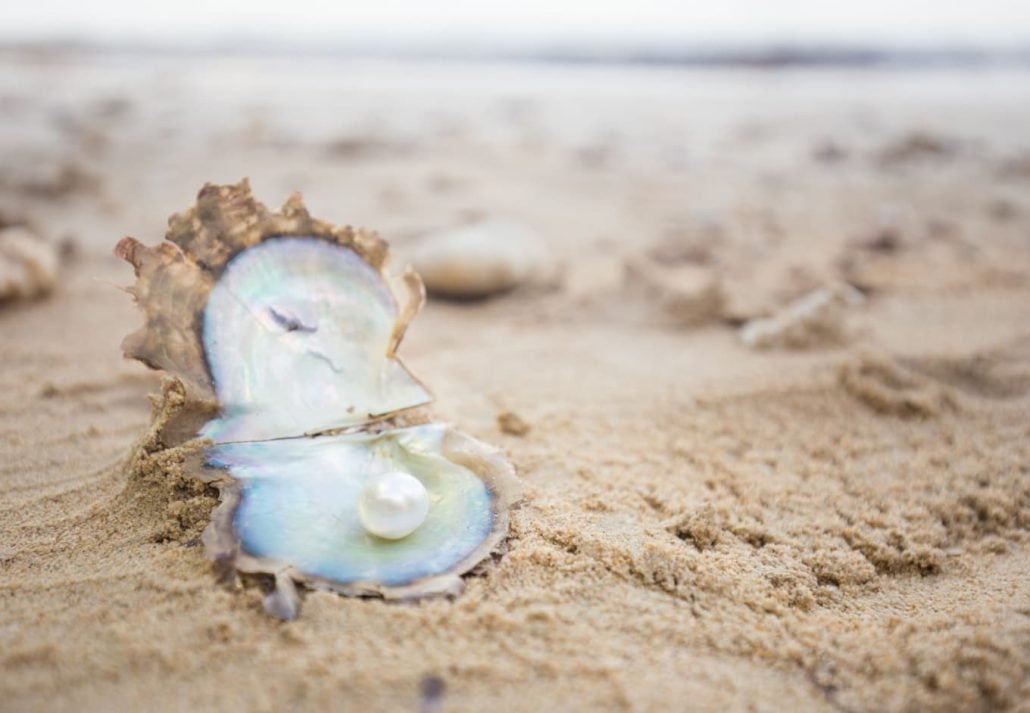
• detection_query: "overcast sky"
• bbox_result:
[2,0,1029,48]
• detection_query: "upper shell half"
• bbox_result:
[117,180,520,606]
[116,181,431,444]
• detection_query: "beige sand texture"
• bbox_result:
[1,54,1029,712]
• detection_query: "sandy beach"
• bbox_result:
[1,52,1029,712]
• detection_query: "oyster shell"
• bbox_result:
[117,181,520,615]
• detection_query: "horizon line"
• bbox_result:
[3,38,1030,69]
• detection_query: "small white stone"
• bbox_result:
[358,471,430,540]
[410,219,548,298]
[0,226,59,302]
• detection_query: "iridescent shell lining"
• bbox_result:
[200,237,431,442]
[117,181,520,615]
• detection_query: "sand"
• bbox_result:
[1,52,1029,712]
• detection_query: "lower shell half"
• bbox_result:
[200,423,521,602]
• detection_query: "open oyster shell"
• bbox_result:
[117,181,520,613]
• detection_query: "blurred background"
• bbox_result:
[1,0,1029,309]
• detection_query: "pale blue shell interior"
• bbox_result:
[198,237,497,589]
[208,424,494,586]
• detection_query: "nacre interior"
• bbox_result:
[200,237,431,443]
[208,424,492,586]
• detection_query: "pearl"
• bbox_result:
[358,471,430,539]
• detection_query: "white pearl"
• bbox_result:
[358,471,430,539]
